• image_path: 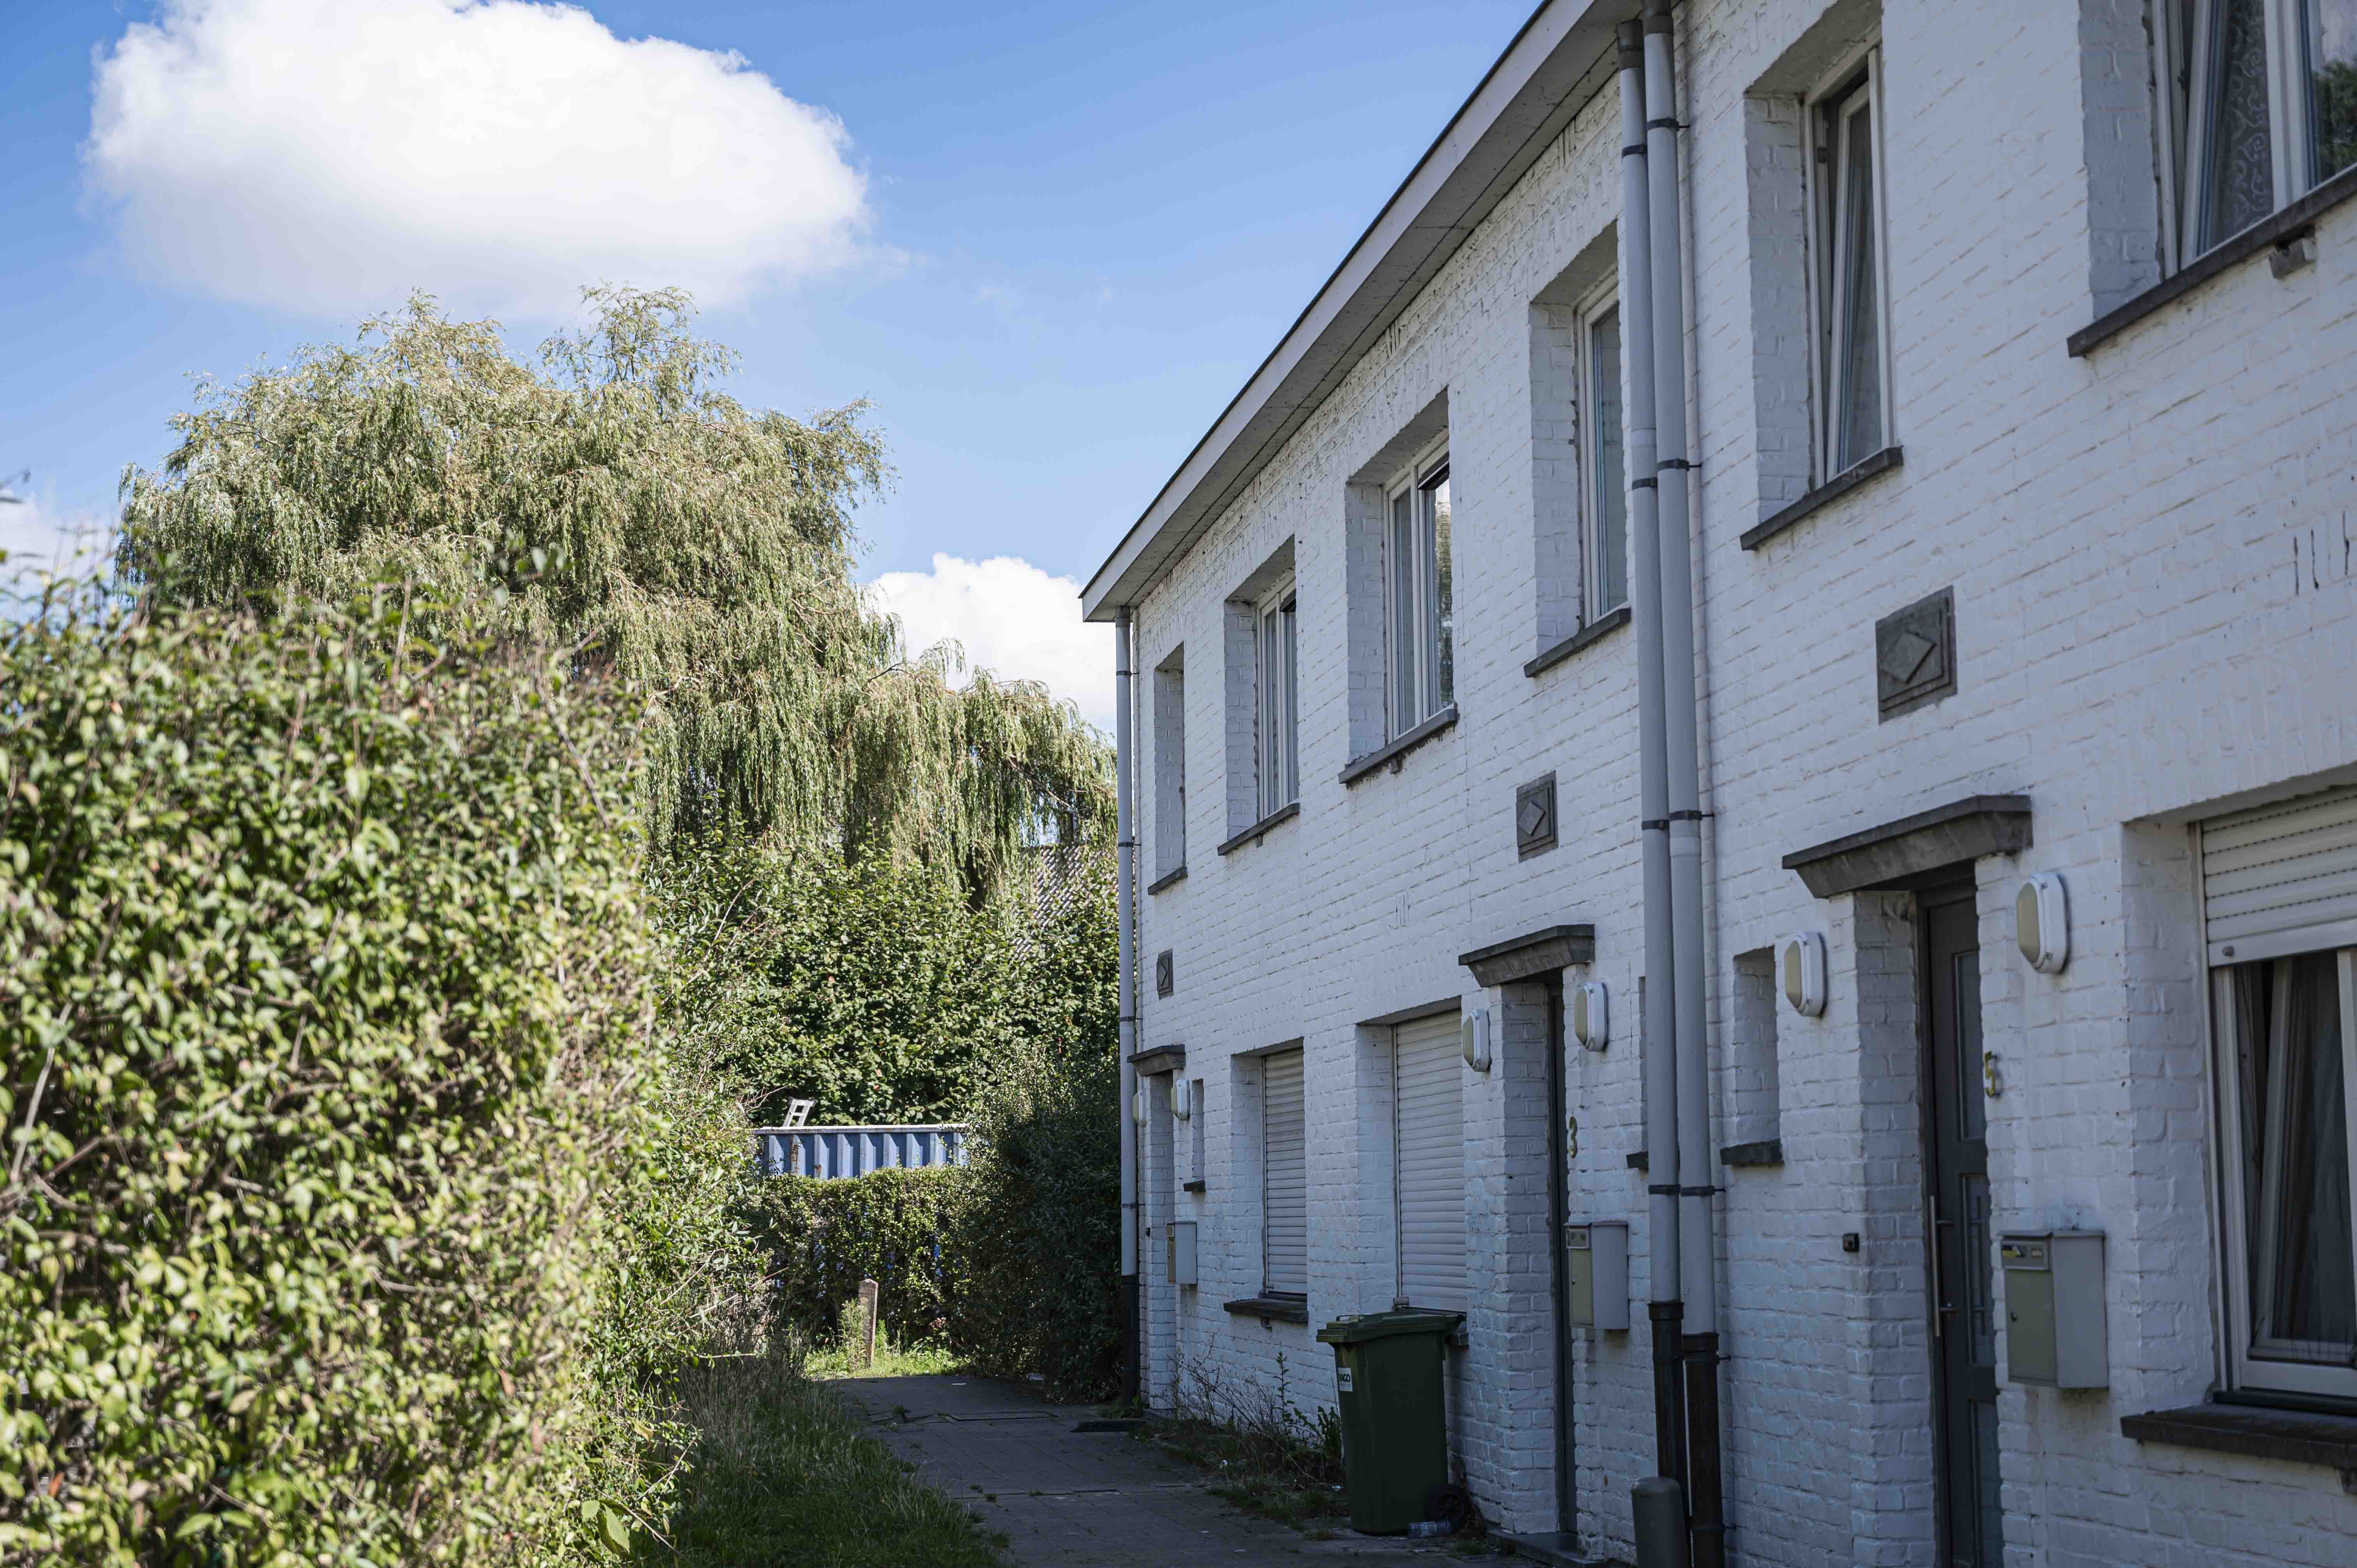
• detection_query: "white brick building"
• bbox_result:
[1083,2,2357,1563]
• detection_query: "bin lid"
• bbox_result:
[1315,1307,1466,1345]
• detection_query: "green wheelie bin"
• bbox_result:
[1315,1308,1463,1534]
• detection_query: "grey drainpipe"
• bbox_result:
[1616,17,1686,1507]
[1645,4,1726,1566]
[1115,609,1141,1405]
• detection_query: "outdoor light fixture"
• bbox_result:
[2015,873,2069,974]
[1462,1007,1493,1072]
[1131,1085,1147,1125]
[1173,1077,1193,1119]
[1571,981,1610,1051]
[1779,932,1827,1017]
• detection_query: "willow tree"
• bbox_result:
[118,287,1108,890]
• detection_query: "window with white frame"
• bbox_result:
[1254,583,1299,818]
[2156,0,2357,267]
[1383,446,1452,737]
[2204,786,2357,1398]
[1807,50,1892,482]
[1581,294,1628,619]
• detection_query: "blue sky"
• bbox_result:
[2,0,1532,720]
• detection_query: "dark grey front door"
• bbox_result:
[1923,892,2001,1567]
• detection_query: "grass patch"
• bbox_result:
[638,1349,1004,1568]
[806,1335,966,1380]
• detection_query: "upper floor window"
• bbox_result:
[1808,51,1892,481]
[1254,583,1299,817]
[1152,649,1186,880]
[1581,296,1628,619]
[1385,448,1452,737]
[2158,0,2357,265]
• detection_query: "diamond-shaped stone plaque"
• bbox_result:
[1876,588,1956,720]
[1516,773,1558,859]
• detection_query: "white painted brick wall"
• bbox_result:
[1125,1,2357,1561]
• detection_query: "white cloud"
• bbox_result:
[868,554,1111,733]
[84,0,868,317]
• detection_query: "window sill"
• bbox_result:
[1223,1294,1310,1325]
[1339,705,1459,787]
[1739,446,1904,552]
[1216,801,1299,856]
[1525,604,1631,678]
[1146,864,1188,895]
[2070,161,2357,357]
[2120,1400,2357,1472]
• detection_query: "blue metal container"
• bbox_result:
[751,1124,970,1180]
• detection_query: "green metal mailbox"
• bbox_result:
[1316,1308,1463,1534]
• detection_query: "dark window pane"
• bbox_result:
[2311,0,2357,183]
[1426,476,1452,712]
[2237,952,2357,1365]
[1590,307,1627,614]
[1837,102,1883,470]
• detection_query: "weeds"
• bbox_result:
[1145,1351,1349,1535]
[636,1344,1002,1567]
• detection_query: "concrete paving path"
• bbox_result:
[827,1372,1461,1568]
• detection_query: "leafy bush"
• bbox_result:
[0,584,668,1565]
[948,1037,1121,1401]
[732,847,1120,1400]
[742,1170,968,1356]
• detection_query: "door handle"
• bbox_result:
[1929,1191,1953,1337]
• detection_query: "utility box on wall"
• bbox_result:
[2000,1231,2106,1388]
[1565,1220,1629,1331]
[1168,1220,1198,1287]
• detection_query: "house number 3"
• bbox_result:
[1983,1051,2003,1099]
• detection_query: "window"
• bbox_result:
[1384,449,1452,737]
[1254,584,1299,818]
[1807,53,1892,480]
[1262,1049,1307,1298]
[1582,297,1628,619]
[2217,951,2357,1394]
[1393,1011,1467,1312]
[1152,650,1186,880]
[1188,1077,1206,1186]
[2204,785,2357,1397]
[2158,0,2357,267]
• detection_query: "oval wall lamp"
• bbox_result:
[2015,873,2069,974]
[1571,981,1610,1051]
[1779,932,1827,1017]
[1173,1077,1193,1119]
[1462,1008,1493,1072]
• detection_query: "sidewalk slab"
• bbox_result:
[827,1374,1459,1568]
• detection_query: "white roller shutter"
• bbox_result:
[2204,786,2357,963]
[1393,1011,1467,1311]
[1262,1049,1308,1297]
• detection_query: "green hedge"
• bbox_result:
[747,1036,1120,1403]
[742,1170,969,1354]
[0,587,665,1566]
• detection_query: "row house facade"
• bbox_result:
[1084,0,2357,1564]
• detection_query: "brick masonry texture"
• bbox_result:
[1120,1,2357,1562]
